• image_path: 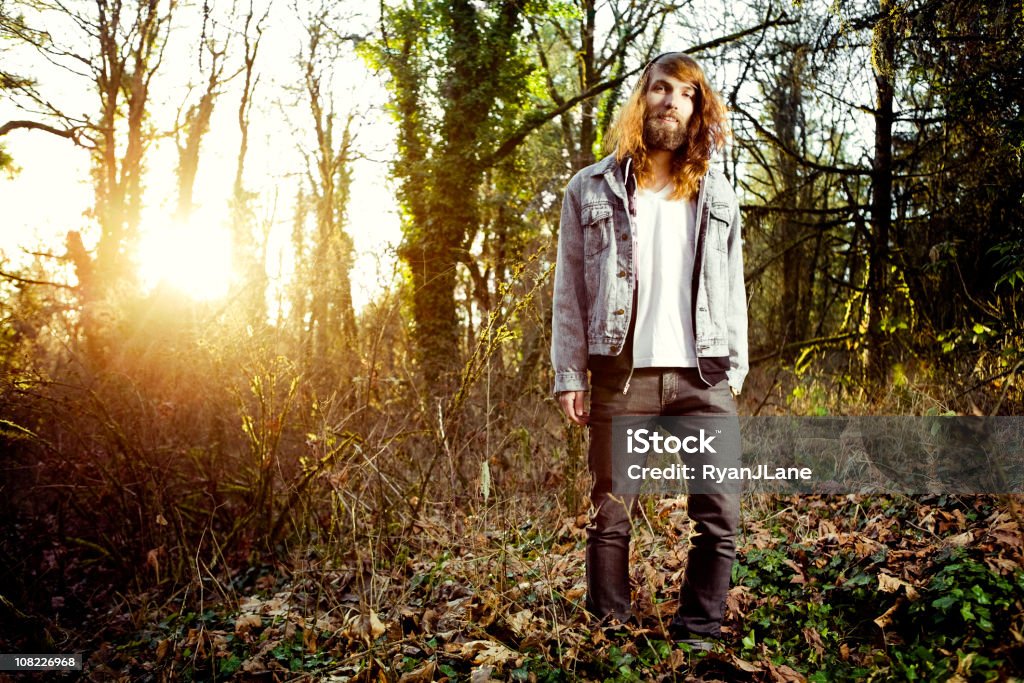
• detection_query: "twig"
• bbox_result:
[0,269,75,289]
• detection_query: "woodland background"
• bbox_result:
[0,0,1022,679]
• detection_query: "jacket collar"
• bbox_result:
[594,152,717,218]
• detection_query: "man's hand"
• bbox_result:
[558,390,590,426]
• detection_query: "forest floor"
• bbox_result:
[48,493,1024,682]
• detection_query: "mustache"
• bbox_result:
[648,111,679,122]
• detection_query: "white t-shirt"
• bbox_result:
[632,184,698,368]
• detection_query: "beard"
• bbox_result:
[643,112,687,151]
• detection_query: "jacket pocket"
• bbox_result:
[581,202,614,321]
[582,202,614,257]
[708,202,730,253]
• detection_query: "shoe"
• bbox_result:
[667,622,718,651]
[676,636,714,651]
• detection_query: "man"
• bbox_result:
[551,52,747,647]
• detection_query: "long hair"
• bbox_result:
[606,53,730,200]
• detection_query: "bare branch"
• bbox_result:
[0,269,75,290]
[484,12,799,169]
[0,119,86,145]
[731,102,870,177]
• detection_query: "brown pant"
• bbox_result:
[586,367,740,636]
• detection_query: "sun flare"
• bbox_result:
[136,211,233,301]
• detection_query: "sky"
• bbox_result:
[0,0,402,310]
[0,0,879,311]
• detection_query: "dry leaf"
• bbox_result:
[785,559,807,585]
[946,531,974,547]
[769,662,807,682]
[422,607,439,634]
[360,610,386,641]
[986,526,1023,548]
[877,572,920,600]
[470,665,495,683]
[234,613,262,635]
[469,590,500,628]
[146,548,161,579]
[731,655,763,673]
[873,597,905,629]
[239,596,262,613]
[802,627,825,657]
[459,640,518,666]
[877,573,902,593]
[398,660,436,683]
[666,648,687,670]
[263,597,287,616]
[507,609,533,635]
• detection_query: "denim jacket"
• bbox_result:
[551,153,748,395]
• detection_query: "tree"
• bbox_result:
[174,20,230,221]
[230,0,272,323]
[1,0,176,306]
[371,0,531,388]
[289,5,360,365]
[725,0,1021,404]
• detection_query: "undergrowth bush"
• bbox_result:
[0,263,1021,679]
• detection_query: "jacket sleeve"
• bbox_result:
[725,188,749,394]
[550,173,590,395]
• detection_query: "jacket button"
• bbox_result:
[610,345,620,353]
[614,309,624,315]
[618,270,626,278]
[620,233,628,240]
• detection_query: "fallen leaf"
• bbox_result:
[769,662,807,682]
[877,573,902,593]
[877,572,920,600]
[422,607,439,634]
[666,648,687,670]
[946,531,974,548]
[263,596,287,616]
[398,660,436,683]
[802,627,825,657]
[507,609,533,635]
[239,596,262,613]
[785,559,807,584]
[873,597,905,629]
[460,639,518,666]
[986,526,1023,549]
[234,613,262,635]
[731,655,762,673]
[469,590,500,628]
[359,610,386,642]
[470,664,495,683]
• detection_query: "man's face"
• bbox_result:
[643,65,697,151]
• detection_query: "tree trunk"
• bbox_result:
[772,45,810,353]
[576,0,597,169]
[866,0,896,381]
[232,4,269,323]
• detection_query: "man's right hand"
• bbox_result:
[558,390,590,426]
